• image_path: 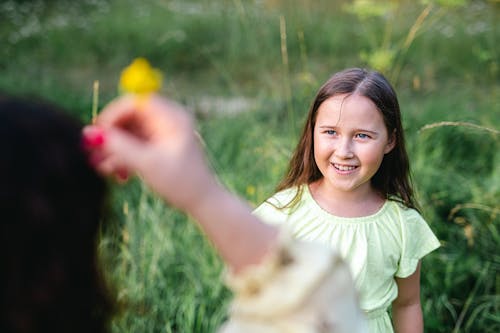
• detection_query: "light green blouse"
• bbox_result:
[253,185,440,333]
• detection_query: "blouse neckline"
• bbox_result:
[302,184,390,223]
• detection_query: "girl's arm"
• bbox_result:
[392,262,423,333]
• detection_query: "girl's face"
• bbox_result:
[313,93,395,197]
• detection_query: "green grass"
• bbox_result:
[1,0,498,332]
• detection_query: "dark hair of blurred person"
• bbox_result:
[0,95,114,333]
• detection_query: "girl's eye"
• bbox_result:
[325,130,336,135]
[356,133,370,139]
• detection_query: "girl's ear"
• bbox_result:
[384,130,396,154]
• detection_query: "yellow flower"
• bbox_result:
[119,58,163,95]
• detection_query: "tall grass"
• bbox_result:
[100,181,230,332]
[413,122,499,332]
[1,0,498,331]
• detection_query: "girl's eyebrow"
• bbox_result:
[318,125,379,135]
[355,129,379,135]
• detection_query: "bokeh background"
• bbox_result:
[1,0,498,332]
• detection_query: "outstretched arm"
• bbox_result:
[84,94,369,333]
[392,262,423,333]
[84,95,278,273]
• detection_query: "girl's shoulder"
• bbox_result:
[385,199,426,224]
[384,200,439,247]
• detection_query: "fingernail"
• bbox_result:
[82,127,106,149]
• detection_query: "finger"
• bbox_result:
[84,124,147,176]
[95,94,139,129]
[88,144,132,182]
[91,154,119,177]
[99,126,149,172]
[93,155,130,182]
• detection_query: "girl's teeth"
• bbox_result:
[335,164,356,171]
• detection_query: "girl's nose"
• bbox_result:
[334,139,354,159]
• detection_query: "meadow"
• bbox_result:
[0,0,498,332]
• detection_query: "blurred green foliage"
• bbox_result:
[1,0,498,332]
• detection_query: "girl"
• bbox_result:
[253,68,440,333]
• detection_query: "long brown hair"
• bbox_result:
[276,68,418,210]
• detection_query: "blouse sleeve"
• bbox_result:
[219,230,368,333]
[395,208,441,278]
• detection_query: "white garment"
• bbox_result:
[219,232,368,333]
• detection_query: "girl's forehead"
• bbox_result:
[315,93,385,127]
[326,93,349,103]
[317,94,378,115]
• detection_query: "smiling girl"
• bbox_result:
[254,68,440,333]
